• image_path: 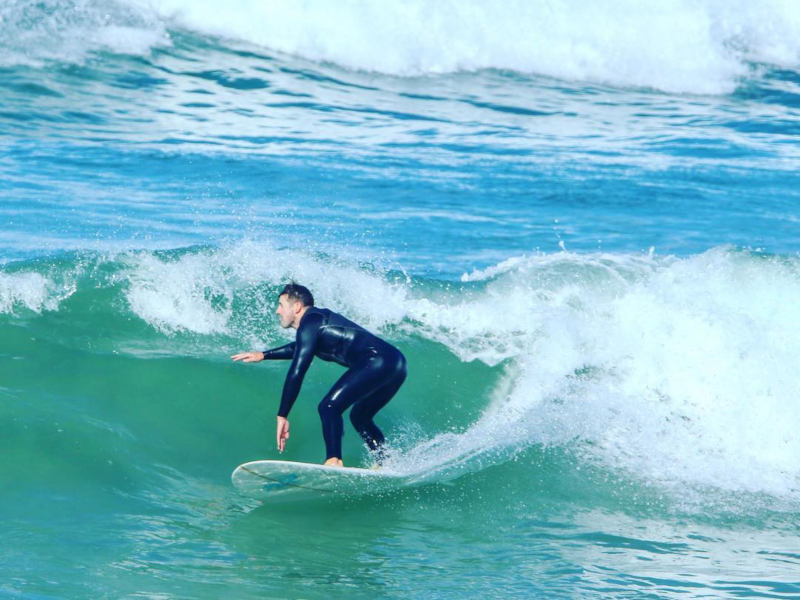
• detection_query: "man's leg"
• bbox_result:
[349,351,407,460]
[317,361,386,463]
[317,350,406,464]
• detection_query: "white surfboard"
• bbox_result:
[231,459,407,501]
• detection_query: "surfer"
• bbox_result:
[231,283,406,467]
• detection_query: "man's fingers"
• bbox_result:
[277,420,289,452]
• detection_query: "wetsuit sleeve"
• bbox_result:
[276,312,323,418]
[261,343,295,360]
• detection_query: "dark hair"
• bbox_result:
[280,282,314,307]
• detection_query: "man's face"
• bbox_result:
[276,294,299,329]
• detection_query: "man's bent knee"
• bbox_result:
[318,399,339,419]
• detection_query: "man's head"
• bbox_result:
[276,282,314,329]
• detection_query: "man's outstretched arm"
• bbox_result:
[231,342,296,363]
[262,342,296,360]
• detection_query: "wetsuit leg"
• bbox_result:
[317,364,385,460]
[317,349,406,460]
[349,356,406,454]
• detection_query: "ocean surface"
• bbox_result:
[2,1,800,598]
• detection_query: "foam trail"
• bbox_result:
[391,249,800,500]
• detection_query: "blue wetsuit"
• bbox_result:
[262,307,406,461]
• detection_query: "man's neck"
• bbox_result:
[293,305,310,329]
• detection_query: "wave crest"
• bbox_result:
[149,0,799,93]
[4,1,800,93]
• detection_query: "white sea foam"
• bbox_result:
[0,0,170,68]
[3,1,800,93]
[391,248,800,500]
[122,242,408,337]
[143,0,800,93]
[0,271,70,313]
[125,250,234,335]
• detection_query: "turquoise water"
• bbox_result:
[2,2,800,598]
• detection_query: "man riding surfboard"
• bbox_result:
[232,283,406,467]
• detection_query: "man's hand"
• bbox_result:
[231,351,264,363]
[276,416,290,453]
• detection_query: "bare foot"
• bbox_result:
[323,457,344,467]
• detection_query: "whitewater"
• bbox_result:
[2,1,800,598]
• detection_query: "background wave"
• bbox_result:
[3,0,800,93]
